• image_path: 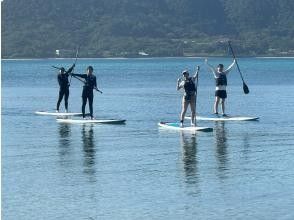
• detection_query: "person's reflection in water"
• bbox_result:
[180,131,199,186]
[214,121,229,180]
[58,123,72,164]
[82,124,97,181]
[241,132,251,161]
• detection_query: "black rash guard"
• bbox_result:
[179,77,196,101]
[184,78,196,94]
[215,73,227,86]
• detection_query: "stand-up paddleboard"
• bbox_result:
[185,115,259,121]
[35,111,84,116]
[56,118,126,124]
[158,122,213,132]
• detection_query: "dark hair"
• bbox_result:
[218,64,224,68]
[182,70,189,75]
[60,67,65,72]
[87,66,93,71]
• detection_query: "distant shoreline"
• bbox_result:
[2,56,294,61]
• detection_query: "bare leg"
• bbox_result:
[221,98,226,115]
[180,97,189,126]
[214,96,220,114]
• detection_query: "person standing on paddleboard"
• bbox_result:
[205,59,235,116]
[71,66,97,119]
[56,64,75,112]
[177,66,200,127]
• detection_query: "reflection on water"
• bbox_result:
[241,133,251,161]
[58,123,72,159]
[180,132,199,185]
[214,122,229,179]
[82,124,97,180]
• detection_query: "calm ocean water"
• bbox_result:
[2,57,294,220]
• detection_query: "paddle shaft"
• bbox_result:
[228,41,245,82]
[195,66,200,109]
[52,65,62,70]
[69,46,80,86]
[71,74,103,93]
[74,46,80,64]
[228,41,250,94]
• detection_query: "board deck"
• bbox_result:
[158,122,213,132]
[56,118,126,124]
[185,115,259,121]
[35,111,84,116]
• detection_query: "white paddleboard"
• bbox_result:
[56,118,126,124]
[35,111,84,116]
[185,115,259,121]
[158,122,213,132]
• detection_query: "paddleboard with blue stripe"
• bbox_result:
[186,115,259,121]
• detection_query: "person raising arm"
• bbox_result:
[205,58,235,116]
[177,66,200,127]
[56,64,75,112]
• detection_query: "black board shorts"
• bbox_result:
[215,90,227,99]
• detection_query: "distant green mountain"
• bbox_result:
[2,0,294,58]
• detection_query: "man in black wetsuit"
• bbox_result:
[71,66,97,119]
[56,64,75,112]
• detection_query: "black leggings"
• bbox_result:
[82,90,94,118]
[56,88,69,111]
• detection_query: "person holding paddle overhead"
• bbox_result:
[56,64,75,113]
[71,66,99,119]
[205,58,235,116]
[177,66,200,127]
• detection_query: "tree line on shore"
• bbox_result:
[2,0,294,58]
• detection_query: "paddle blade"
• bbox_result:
[243,82,249,94]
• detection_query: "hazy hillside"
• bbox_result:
[2,0,294,58]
